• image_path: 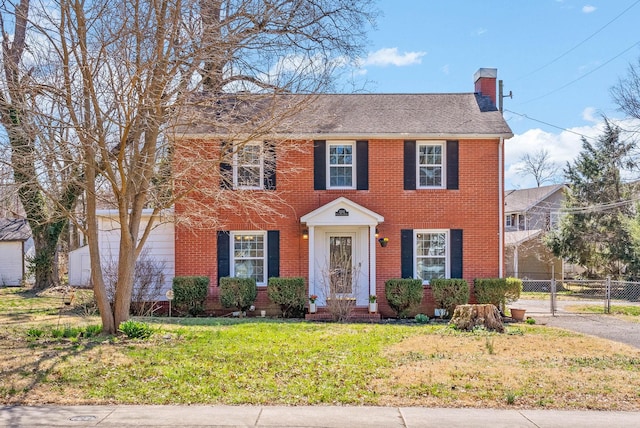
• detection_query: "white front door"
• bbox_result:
[311,227,369,306]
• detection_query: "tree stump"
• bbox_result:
[450,304,504,333]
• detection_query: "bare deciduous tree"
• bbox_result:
[611,56,640,122]
[516,148,559,187]
[5,0,376,333]
[0,0,84,290]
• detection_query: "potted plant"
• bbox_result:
[309,294,318,313]
[369,295,377,313]
[378,237,389,247]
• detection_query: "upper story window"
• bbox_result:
[231,231,266,285]
[234,142,264,189]
[417,142,445,188]
[328,142,355,189]
[415,230,449,283]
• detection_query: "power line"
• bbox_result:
[516,0,640,82]
[560,195,640,214]
[504,109,597,140]
[521,40,640,105]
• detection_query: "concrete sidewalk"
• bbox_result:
[2,405,639,427]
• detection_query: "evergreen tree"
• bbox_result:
[547,120,638,278]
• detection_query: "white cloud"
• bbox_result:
[475,28,488,36]
[360,48,426,67]
[441,64,450,75]
[582,5,597,13]
[504,123,603,189]
[582,107,599,123]
[505,117,640,189]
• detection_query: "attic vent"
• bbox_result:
[335,208,349,217]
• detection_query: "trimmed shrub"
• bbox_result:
[430,278,469,318]
[474,277,523,312]
[267,277,306,318]
[385,278,423,318]
[474,278,507,311]
[173,276,210,316]
[219,277,258,314]
[505,277,523,306]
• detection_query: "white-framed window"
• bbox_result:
[506,214,513,228]
[233,142,264,189]
[417,141,445,188]
[415,230,449,283]
[231,231,266,285]
[327,141,355,189]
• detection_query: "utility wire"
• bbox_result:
[521,40,640,105]
[504,109,597,140]
[516,0,640,82]
[559,195,640,214]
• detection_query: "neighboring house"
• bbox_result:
[504,184,567,280]
[68,210,175,300]
[0,218,34,286]
[174,68,513,317]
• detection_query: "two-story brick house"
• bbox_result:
[174,68,513,317]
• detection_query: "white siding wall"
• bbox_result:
[68,211,175,300]
[68,246,91,287]
[0,241,24,286]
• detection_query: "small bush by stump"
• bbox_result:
[450,304,504,333]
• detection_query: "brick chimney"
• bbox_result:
[474,68,497,106]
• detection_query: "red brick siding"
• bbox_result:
[175,138,502,316]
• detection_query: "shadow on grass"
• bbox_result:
[0,332,111,408]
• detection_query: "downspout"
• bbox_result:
[499,137,504,278]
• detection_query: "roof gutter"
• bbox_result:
[499,136,505,278]
[173,132,515,141]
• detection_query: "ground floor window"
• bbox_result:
[415,230,449,283]
[231,231,266,285]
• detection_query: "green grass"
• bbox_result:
[53,321,422,404]
[568,305,640,317]
[3,286,640,410]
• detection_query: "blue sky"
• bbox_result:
[348,0,640,189]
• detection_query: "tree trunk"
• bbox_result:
[30,224,62,290]
[113,231,136,328]
[450,304,505,333]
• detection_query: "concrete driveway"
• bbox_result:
[512,298,640,349]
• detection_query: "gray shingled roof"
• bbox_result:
[0,218,31,241]
[177,93,513,139]
[504,184,566,213]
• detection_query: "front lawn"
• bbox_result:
[1,286,640,410]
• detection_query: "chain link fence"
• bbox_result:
[520,278,640,315]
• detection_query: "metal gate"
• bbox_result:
[520,278,640,315]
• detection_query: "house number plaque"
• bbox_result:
[335,208,349,217]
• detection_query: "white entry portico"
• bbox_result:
[300,197,384,306]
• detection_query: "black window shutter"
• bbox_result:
[450,229,463,278]
[404,140,416,190]
[313,140,326,190]
[217,231,230,284]
[264,141,276,190]
[267,230,280,279]
[446,140,459,190]
[220,142,233,189]
[356,140,368,190]
[401,229,414,278]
